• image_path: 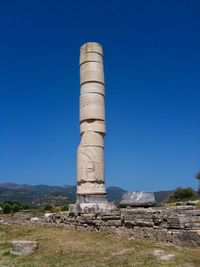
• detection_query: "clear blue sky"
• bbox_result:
[0,0,199,191]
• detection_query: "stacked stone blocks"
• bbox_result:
[77,42,106,198]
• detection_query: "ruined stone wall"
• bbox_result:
[45,206,200,247]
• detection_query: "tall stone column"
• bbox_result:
[77,42,107,203]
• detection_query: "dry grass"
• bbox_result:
[0,224,200,267]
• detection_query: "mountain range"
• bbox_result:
[0,183,173,207]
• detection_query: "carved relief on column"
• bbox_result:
[77,146,104,182]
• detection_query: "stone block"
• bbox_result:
[80,93,105,121]
[81,82,104,95]
[120,192,156,207]
[77,194,108,203]
[77,182,106,195]
[69,202,117,215]
[96,203,117,214]
[80,120,106,135]
[80,132,104,148]
[80,51,103,65]
[80,61,104,85]
[80,42,103,56]
[69,204,78,215]
[77,203,97,214]
[10,241,38,256]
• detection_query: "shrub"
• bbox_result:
[2,203,12,214]
[22,205,30,210]
[44,204,53,212]
[168,187,198,203]
[54,207,60,213]
[61,205,68,211]
[12,204,21,212]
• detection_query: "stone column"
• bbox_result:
[77,42,107,203]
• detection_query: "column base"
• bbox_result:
[69,202,117,215]
[77,194,108,204]
[69,194,116,214]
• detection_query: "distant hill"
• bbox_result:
[0,183,173,207]
[107,187,127,203]
[0,183,76,207]
[154,190,174,203]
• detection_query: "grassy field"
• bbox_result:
[0,224,200,267]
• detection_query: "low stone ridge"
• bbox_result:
[10,240,38,256]
[44,206,200,247]
[120,192,156,207]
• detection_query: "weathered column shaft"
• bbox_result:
[77,42,107,199]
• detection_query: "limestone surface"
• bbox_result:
[10,241,38,256]
[80,120,106,135]
[120,192,156,207]
[77,42,107,198]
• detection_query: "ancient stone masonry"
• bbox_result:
[54,42,200,248]
[45,206,200,247]
[77,42,107,202]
